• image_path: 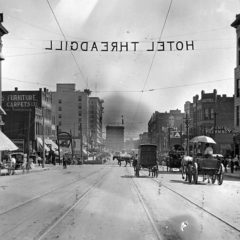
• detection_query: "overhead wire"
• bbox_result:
[131,0,173,122]
[45,0,86,85]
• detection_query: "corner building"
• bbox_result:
[231,14,240,154]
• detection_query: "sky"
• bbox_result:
[0,0,240,138]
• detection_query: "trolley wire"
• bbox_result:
[131,0,173,122]
[45,0,86,85]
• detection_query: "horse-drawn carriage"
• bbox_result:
[135,144,158,177]
[166,145,184,171]
[181,136,224,185]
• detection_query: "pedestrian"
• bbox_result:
[52,151,56,165]
[230,158,234,174]
[63,155,67,169]
[10,155,16,175]
[22,154,27,174]
[37,152,42,166]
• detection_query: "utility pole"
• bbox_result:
[80,122,83,164]
[27,109,31,165]
[213,112,217,139]
[168,127,171,150]
[42,107,45,168]
[184,114,191,156]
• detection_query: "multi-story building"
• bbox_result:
[139,132,150,145]
[89,97,104,150]
[2,87,54,153]
[185,89,234,155]
[232,14,240,155]
[51,84,104,154]
[51,84,90,153]
[105,125,124,152]
[148,109,185,154]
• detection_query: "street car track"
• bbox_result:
[130,179,163,240]
[128,169,163,240]
[140,170,240,233]
[0,165,107,216]
[37,166,110,240]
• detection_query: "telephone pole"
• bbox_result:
[184,114,191,156]
[42,107,45,168]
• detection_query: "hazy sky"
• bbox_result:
[1,0,240,138]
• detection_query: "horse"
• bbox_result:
[181,155,193,182]
[124,157,132,167]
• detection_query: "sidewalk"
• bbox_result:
[224,168,240,179]
[0,164,59,176]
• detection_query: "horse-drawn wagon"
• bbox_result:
[182,136,224,185]
[135,144,158,177]
[166,145,184,171]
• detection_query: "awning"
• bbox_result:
[36,137,50,152]
[45,138,58,150]
[0,131,18,151]
[0,106,6,115]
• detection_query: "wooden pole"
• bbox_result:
[42,107,45,168]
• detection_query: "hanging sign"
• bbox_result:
[45,40,194,52]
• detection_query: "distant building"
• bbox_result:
[89,97,104,150]
[106,125,124,152]
[148,109,185,153]
[139,132,150,145]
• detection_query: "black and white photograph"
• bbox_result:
[0,0,240,239]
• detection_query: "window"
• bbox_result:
[58,99,62,104]
[210,108,214,120]
[59,121,62,126]
[58,107,62,111]
[78,96,82,101]
[204,109,209,120]
[78,112,82,116]
[58,114,62,119]
[237,106,240,127]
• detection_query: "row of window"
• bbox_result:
[193,108,215,121]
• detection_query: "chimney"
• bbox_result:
[14,87,18,91]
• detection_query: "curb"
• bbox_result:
[224,173,240,179]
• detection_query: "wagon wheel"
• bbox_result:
[211,175,216,184]
[217,164,224,185]
[192,162,198,184]
[187,164,192,183]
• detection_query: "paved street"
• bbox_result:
[0,161,240,240]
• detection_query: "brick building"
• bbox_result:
[185,89,234,155]
[148,109,185,154]
[2,88,54,153]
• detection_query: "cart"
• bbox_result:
[188,156,224,185]
[135,144,158,177]
[187,136,224,185]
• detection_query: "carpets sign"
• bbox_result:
[2,92,41,109]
